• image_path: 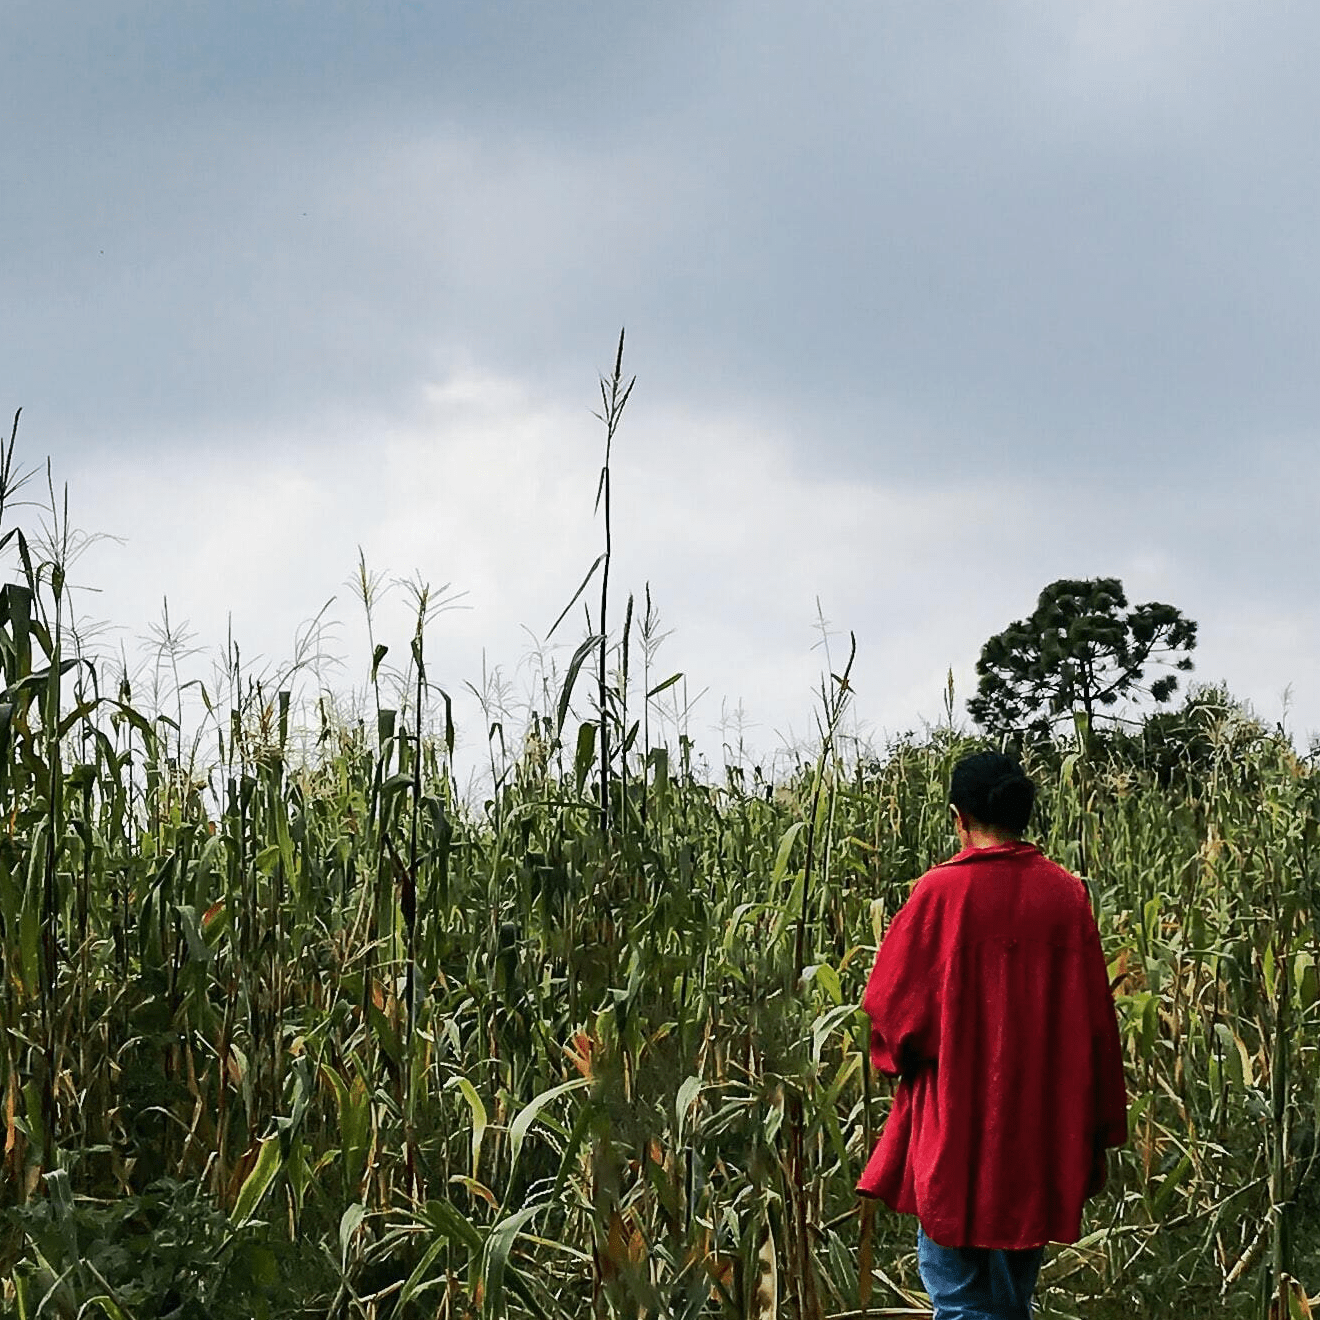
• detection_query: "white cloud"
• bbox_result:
[60,356,1316,791]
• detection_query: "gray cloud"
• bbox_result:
[10,2,1320,478]
[3,2,1317,745]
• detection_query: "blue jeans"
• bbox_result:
[917,1226,1044,1319]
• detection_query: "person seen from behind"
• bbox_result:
[858,750,1127,1319]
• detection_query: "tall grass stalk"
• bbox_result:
[0,399,1314,1319]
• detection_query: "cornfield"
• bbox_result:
[0,398,1317,1320]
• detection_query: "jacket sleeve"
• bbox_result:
[861,884,941,1079]
[1082,917,1128,1192]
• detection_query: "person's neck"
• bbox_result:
[961,825,1020,850]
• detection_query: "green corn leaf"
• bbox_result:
[398,1234,449,1307]
[676,1074,702,1141]
[339,1203,366,1270]
[482,1203,545,1320]
[446,1075,489,1178]
[231,1135,283,1226]
[574,721,596,796]
[646,672,683,699]
[419,1196,485,1256]
[83,1299,132,1320]
[771,821,805,887]
[555,635,604,736]
[1150,1151,1193,1218]
[507,1076,591,1188]
[547,555,605,639]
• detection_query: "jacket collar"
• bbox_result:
[937,840,1041,868]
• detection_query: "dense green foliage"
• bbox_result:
[968,578,1198,738]
[0,414,1316,1319]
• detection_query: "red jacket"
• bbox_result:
[857,841,1127,1249]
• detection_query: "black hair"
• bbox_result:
[949,750,1036,835]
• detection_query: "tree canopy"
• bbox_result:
[967,578,1198,737]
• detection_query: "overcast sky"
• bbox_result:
[5,2,1317,778]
